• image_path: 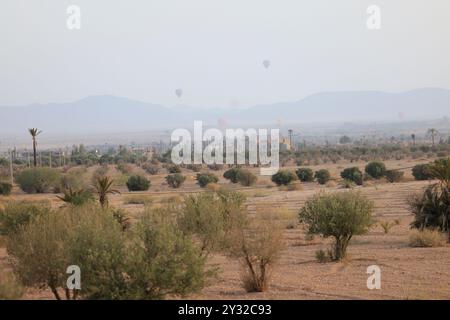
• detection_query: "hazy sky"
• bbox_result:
[1,0,450,108]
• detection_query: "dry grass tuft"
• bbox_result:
[409,229,447,248]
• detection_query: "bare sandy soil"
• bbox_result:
[1,158,449,300]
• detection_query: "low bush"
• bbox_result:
[126,175,150,191]
[409,158,450,241]
[57,188,94,206]
[340,167,363,185]
[409,229,447,247]
[228,220,283,292]
[365,161,386,179]
[0,182,12,196]
[179,190,247,256]
[315,169,331,185]
[16,168,60,193]
[167,164,182,174]
[295,168,314,182]
[165,173,186,188]
[385,170,404,183]
[196,173,219,188]
[271,170,297,186]
[412,164,433,181]
[236,169,257,187]
[0,202,51,236]
[223,167,241,183]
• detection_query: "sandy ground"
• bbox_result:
[1,157,449,300]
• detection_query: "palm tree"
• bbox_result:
[28,128,42,167]
[92,176,120,208]
[427,128,439,147]
[411,133,416,146]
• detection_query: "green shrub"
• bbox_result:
[125,208,211,299]
[0,202,51,236]
[340,167,363,185]
[296,168,314,182]
[165,173,186,188]
[57,187,94,206]
[409,158,450,238]
[315,169,331,185]
[179,190,247,256]
[299,191,374,261]
[223,167,241,183]
[7,208,74,299]
[0,182,12,196]
[409,188,448,232]
[167,164,182,174]
[196,173,219,188]
[16,168,60,193]
[7,204,211,300]
[271,170,297,186]
[412,164,433,181]
[126,175,150,191]
[385,170,404,183]
[365,161,386,179]
[64,206,128,300]
[236,169,257,186]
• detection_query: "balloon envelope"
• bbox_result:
[175,88,183,98]
[262,60,271,68]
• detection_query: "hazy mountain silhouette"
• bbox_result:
[1,88,449,134]
[238,88,450,124]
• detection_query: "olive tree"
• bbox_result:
[299,191,374,261]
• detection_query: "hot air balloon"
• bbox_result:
[175,88,183,98]
[262,60,271,69]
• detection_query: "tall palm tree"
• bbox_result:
[92,176,120,208]
[28,128,42,167]
[428,128,439,147]
[411,133,416,146]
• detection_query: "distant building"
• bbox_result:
[280,137,291,151]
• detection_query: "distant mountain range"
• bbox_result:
[0,88,449,135]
